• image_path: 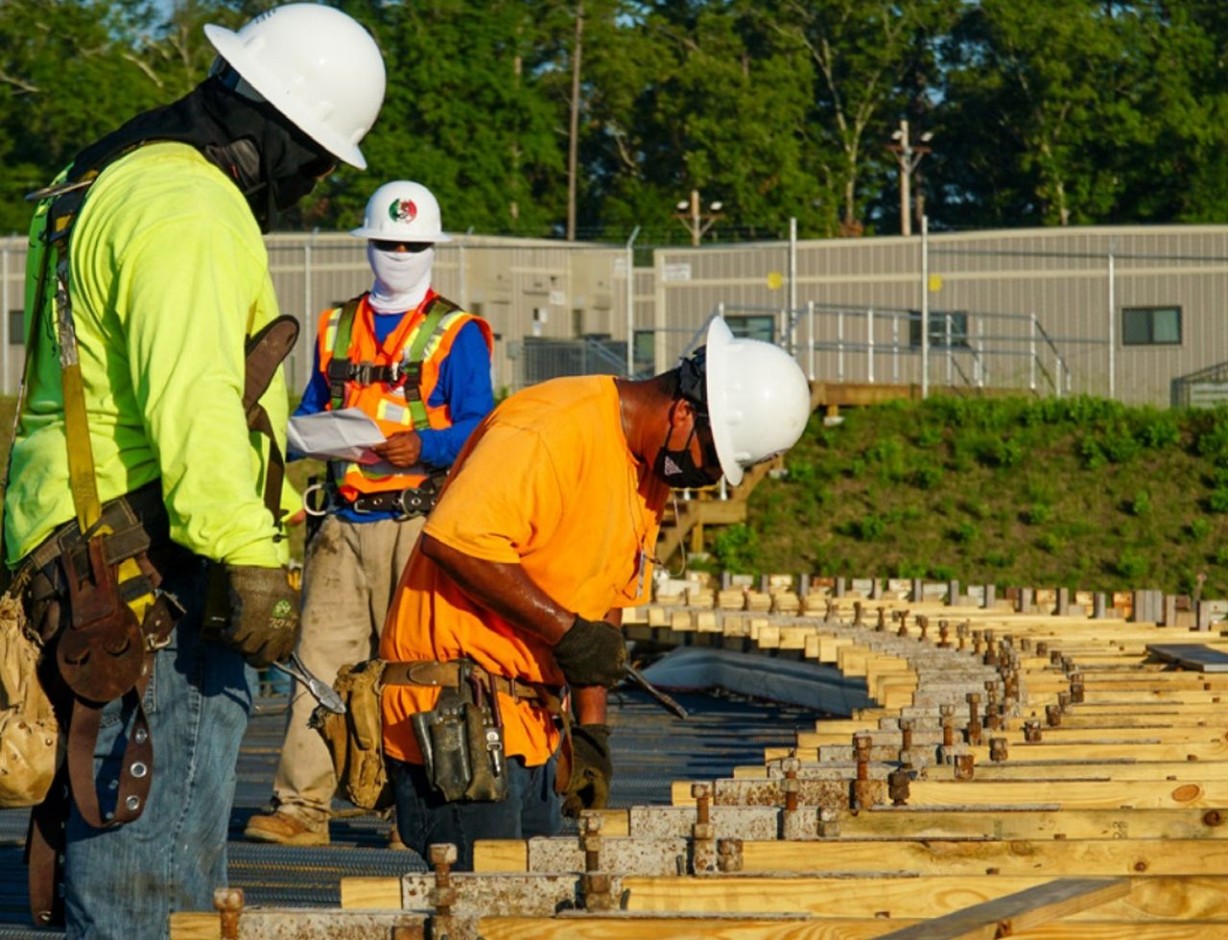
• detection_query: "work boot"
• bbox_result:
[244,809,330,846]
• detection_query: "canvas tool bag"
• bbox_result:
[0,593,60,808]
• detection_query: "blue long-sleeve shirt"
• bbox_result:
[295,311,494,522]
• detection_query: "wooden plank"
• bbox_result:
[949,759,1228,782]
[876,878,1129,940]
[474,839,528,872]
[479,914,903,939]
[840,808,1228,841]
[479,916,1221,940]
[906,778,1225,809]
[622,874,1228,920]
[740,837,1228,876]
[801,725,1228,748]
[168,914,218,940]
[340,876,401,910]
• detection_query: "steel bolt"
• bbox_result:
[989,737,1008,762]
[212,887,244,940]
[1024,720,1042,743]
[691,782,712,826]
[429,843,458,919]
[782,758,800,813]
[966,692,983,745]
[1070,672,1085,704]
[1046,704,1062,727]
[954,752,975,780]
[940,704,956,749]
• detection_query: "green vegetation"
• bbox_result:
[4,2,1228,238]
[736,395,1228,597]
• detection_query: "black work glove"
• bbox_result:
[562,723,612,818]
[552,615,628,688]
[210,564,300,668]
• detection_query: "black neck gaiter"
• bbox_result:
[64,76,330,232]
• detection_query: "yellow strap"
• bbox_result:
[62,362,101,532]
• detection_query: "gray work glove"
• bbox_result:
[552,615,628,688]
[561,723,613,818]
[209,564,300,668]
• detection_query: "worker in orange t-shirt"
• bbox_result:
[378,315,812,868]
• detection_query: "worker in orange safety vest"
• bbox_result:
[246,180,494,847]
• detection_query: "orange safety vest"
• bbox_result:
[315,291,493,501]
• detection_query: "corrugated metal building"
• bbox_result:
[3,225,1228,406]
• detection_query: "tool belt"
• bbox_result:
[312,657,561,812]
[395,660,561,804]
[10,481,191,925]
[303,476,443,523]
[349,483,439,518]
[382,660,554,705]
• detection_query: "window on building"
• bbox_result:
[908,310,969,349]
[8,309,23,346]
[725,314,775,343]
[1122,305,1181,346]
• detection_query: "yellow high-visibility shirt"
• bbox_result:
[5,142,295,567]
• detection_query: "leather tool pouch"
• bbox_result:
[410,661,508,803]
[310,659,394,812]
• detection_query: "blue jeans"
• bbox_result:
[389,753,561,871]
[62,562,254,939]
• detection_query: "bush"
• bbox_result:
[1128,491,1152,517]
[1022,504,1052,525]
[1210,488,1228,514]
[1113,550,1148,581]
[1188,518,1211,540]
[710,524,759,574]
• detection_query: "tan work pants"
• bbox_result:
[272,513,424,821]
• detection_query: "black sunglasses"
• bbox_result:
[371,240,433,253]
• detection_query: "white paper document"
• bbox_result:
[287,408,386,463]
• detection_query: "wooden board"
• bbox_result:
[739,837,1228,876]
[875,878,1129,939]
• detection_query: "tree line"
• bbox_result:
[2,0,1226,243]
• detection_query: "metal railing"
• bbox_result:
[710,301,1085,398]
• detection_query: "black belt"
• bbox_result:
[347,482,439,518]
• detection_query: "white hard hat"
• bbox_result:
[204,4,386,169]
[349,181,452,243]
[700,316,811,486]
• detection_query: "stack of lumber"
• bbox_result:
[172,579,1228,939]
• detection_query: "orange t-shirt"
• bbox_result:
[380,376,669,766]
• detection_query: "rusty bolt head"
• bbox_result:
[954,753,975,779]
[691,782,711,801]
[989,737,1008,762]
[213,887,244,912]
[582,811,604,834]
[429,843,458,867]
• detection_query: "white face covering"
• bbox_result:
[367,243,434,313]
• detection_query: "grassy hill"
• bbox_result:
[718,394,1228,599]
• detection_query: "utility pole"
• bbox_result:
[887,119,932,236]
[674,189,724,246]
